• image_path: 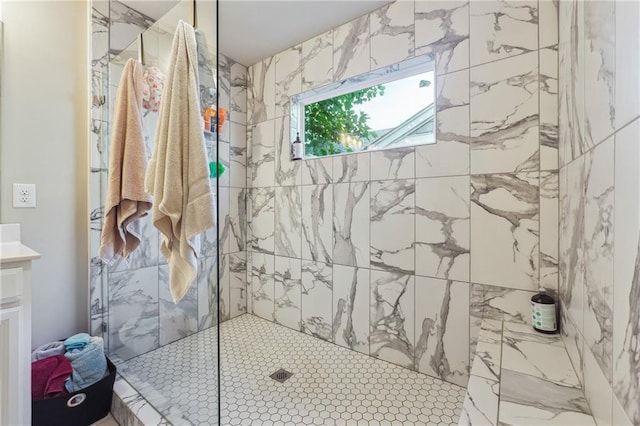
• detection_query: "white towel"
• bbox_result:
[145,20,216,303]
[99,58,152,265]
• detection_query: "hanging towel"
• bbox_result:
[31,341,66,362]
[31,355,72,400]
[64,337,107,393]
[63,333,91,352]
[99,58,153,265]
[145,20,216,303]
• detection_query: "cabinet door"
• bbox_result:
[0,306,24,426]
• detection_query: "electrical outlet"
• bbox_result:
[12,184,36,208]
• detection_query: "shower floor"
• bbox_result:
[117,314,466,425]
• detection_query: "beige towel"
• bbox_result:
[99,58,152,265]
[145,21,216,303]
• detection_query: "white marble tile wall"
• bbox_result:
[90,0,249,362]
[559,0,640,423]
[245,0,559,387]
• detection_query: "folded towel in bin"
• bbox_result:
[31,341,66,362]
[32,355,72,400]
[64,339,108,393]
[63,333,91,351]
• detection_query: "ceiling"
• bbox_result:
[119,0,392,66]
[218,0,392,66]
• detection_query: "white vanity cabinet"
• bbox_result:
[0,224,40,426]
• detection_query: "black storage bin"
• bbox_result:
[32,357,116,426]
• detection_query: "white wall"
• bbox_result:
[0,1,89,347]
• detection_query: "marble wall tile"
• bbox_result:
[415,277,469,386]
[275,45,302,118]
[107,215,159,273]
[471,52,539,174]
[416,69,469,178]
[333,265,370,355]
[301,260,333,341]
[250,252,275,321]
[470,0,538,67]
[540,171,559,291]
[584,344,613,426]
[229,188,247,253]
[89,258,107,341]
[159,264,198,346]
[615,1,640,130]
[540,46,559,171]
[248,57,275,125]
[582,138,614,382]
[415,176,469,282]
[583,0,615,148]
[301,33,333,91]
[560,154,586,329]
[249,119,275,188]
[370,179,415,274]
[230,60,248,125]
[274,256,302,330]
[246,256,253,315]
[91,71,108,122]
[414,0,469,76]
[274,186,302,258]
[91,1,110,69]
[90,119,108,170]
[471,173,539,290]
[333,182,370,268]
[539,0,558,49]
[229,252,247,319]
[613,119,640,425]
[302,157,333,185]
[333,153,370,183]
[613,394,634,426]
[108,266,159,361]
[216,186,231,255]
[469,284,535,348]
[230,122,247,188]
[501,337,580,388]
[217,55,232,144]
[559,303,584,387]
[499,369,595,425]
[333,15,370,81]
[275,116,301,187]
[219,254,231,323]
[248,187,275,254]
[108,0,154,55]
[370,147,415,181]
[301,184,333,265]
[370,0,415,70]
[197,256,218,331]
[370,270,415,369]
[470,320,502,383]
[459,375,499,425]
[558,0,585,167]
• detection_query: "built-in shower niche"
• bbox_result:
[95,0,227,364]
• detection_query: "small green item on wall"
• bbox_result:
[209,161,226,178]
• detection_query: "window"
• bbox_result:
[291,56,436,159]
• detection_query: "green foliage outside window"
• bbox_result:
[303,86,386,157]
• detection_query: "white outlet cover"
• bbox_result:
[12,183,36,208]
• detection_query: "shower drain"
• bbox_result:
[269,369,293,383]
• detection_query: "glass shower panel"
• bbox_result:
[102,1,220,423]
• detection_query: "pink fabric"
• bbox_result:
[142,66,165,112]
[31,355,72,400]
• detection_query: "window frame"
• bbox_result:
[290,54,437,160]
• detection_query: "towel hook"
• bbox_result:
[137,33,144,64]
[192,0,197,29]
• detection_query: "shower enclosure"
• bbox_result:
[91,0,229,423]
[88,0,571,424]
